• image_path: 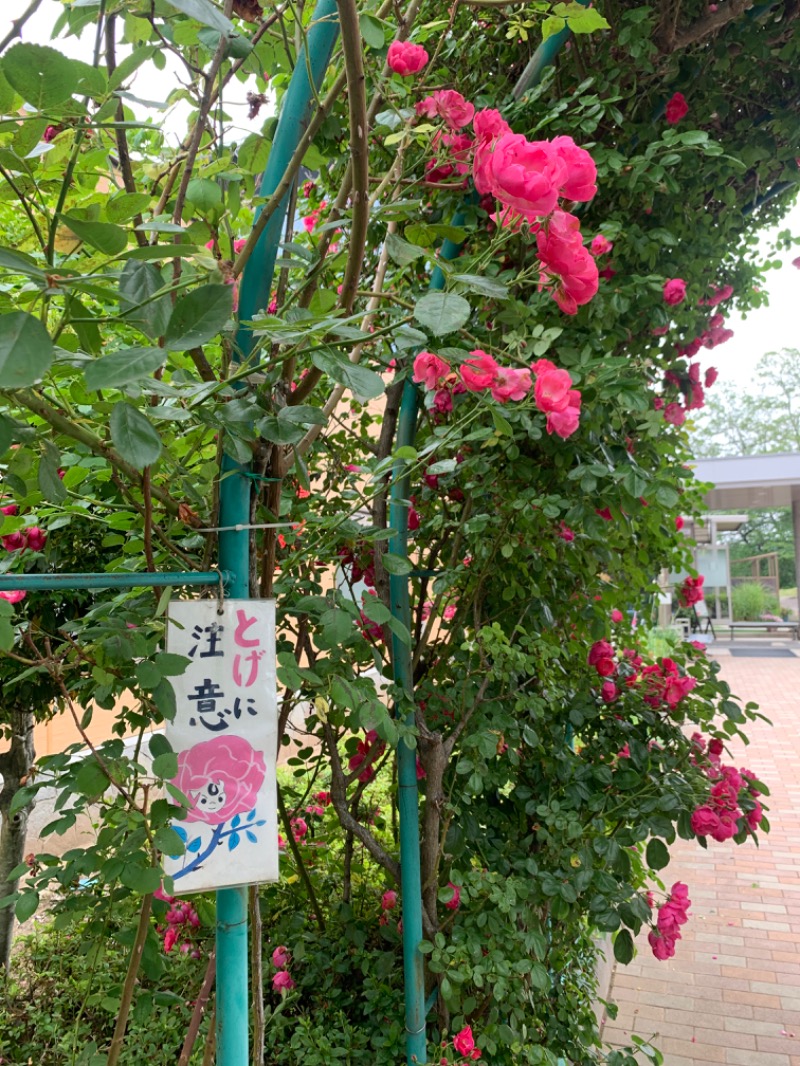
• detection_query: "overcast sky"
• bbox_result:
[5,0,799,388]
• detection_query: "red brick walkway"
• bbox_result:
[604,648,800,1065]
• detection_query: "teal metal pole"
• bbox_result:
[512,0,590,100]
[389,210,468,1066]
[389,380,426,1066]
[215,3,341,1063]
[0,571,227,592]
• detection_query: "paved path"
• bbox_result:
[604,644,800,1065]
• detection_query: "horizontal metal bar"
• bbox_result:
[0,570,229,592]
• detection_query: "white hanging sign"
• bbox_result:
[162,598,279,894]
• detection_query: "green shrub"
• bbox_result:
[732,583,769,620]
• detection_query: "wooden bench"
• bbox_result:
[727,621,799,640]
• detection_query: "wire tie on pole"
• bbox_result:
[216,569,225,616]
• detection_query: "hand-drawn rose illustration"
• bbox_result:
[174,734,266,825]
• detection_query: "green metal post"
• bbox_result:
[0,571,228,592]
[512,0,590,100]
[215,3,340,1063]
[389,209,468,1065]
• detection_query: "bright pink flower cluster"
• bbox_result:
[412,351,582,439]
[348,729,386,784]
[678,574,704,607]
[640,657,696,710]
[155,892,201,957]
[415,100,600,314]
[271,945,296,992]
[689,742,764,842]
[0,519,48,604]
[648,882,690,960]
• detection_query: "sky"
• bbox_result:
[4,0,800,387]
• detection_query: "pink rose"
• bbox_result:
[25,526,47,552]
[793,256,800,269]
[534,367,572,412]
[557,522,574,542]
[588,640,614,666]
[272,970,295,992]
[1,503,18,516]
[663,278,687,305]
[272,945,291,968]
[481,133,563,220]
[2,531,25,552]
[601,680,619,703]
[444,881,461,910]
[590,234,613,256]
[453,1025,480,1058]
[691,805,721,837]
[173,735,266,825]
[705,367,718,387]
[416,90,474,130]
[460,349,500,391]
[596,507,612,521]
[413,351,450,390]
[664,402,686,427]
[550,135,597,201]
[611,609,624,623]
[536,209,599,314]
[490,366,531,403]
[0,590,25,604]
[648,929,677,960]
[665,92,689,125]
[387,40,428,76]
[675,515,684,531]
[382,889,398,911]
[546,390,581,439]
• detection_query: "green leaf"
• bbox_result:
[413,292,471,336]
[61,216,128,256]
[10,784,37,814]
[452,273,509,300]
[185,177,223,213]
[110,402,163,468]
[385,231,425,266]
[382,552,413,575]
[75,760,109,798]
[15,891,39,924]
[153,678,177,721]
[152,752,179,779]
[154,652,191,676]
[0,600,14,651]
[135,660,162,689]
[645,837,670,871]
[121,864,162,895]
[106,192,152,224]
[154,827,185,855]
[359,13,386,48]
[0,312,54,387]
[108,45,158,91]
[404,223,435,247]
[164,284,233,350]
[0,247,46,280]
[311,352,385,401]
[163,0,236,34]
[119,260,172,338]
[85,348,166,391]
[149,733,173,759]
[38,441,67,503]
[278,405,327,425]
[257,416,305,445]
[1,44,78,109]
[613,929,634,965]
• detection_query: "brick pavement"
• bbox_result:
[603,645,800,1066]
